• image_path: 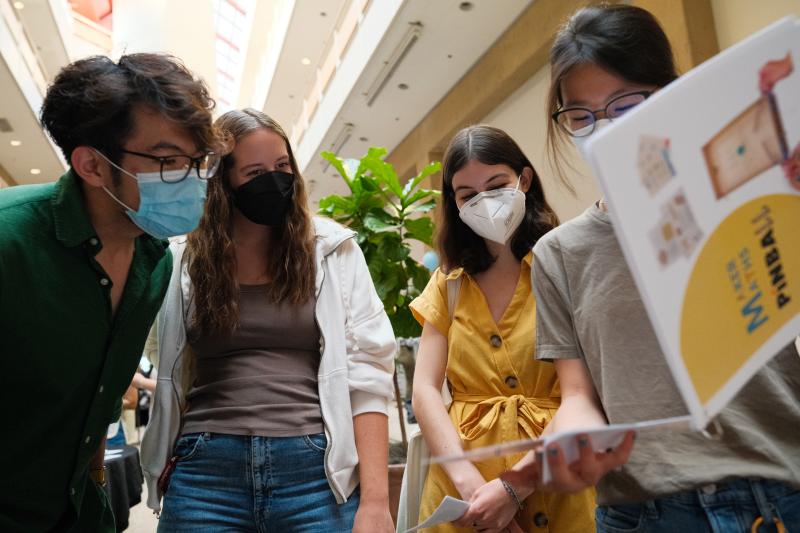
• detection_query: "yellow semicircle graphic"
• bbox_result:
[681,194,800,404]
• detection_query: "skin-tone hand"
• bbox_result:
[539,431,636,493]
[352,500,395,533]
[782,144,800,191]
[759,53,793,93]
[453,478,519,531]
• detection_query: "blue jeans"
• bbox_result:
[157,432,360,532]
[596,478,800,532]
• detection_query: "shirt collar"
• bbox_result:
[444,250,533,280]
[50,169,169,253]
[522,250,533,267]
[50,170,98,248]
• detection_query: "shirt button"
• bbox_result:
[98,385,104,394]
[505,375,518,388]
[69,488,76,496]
[89,238,99,246]
[100,278,110,286]
[490,334,502,347]
[84,436,91,444]
[533,512,548,527]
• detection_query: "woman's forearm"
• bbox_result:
[353,411,390,505]
[413,384,484,495]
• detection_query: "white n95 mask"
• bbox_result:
[458,178,526,244]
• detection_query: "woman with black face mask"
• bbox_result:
[140,108,397,533]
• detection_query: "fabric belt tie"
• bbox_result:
[452,392,559,451]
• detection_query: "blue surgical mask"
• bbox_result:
[93,150,207,239]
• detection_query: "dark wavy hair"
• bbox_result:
[438,125,559,274]
[546,4,679,185]
[187,109,316,336]
[40,53,221,165]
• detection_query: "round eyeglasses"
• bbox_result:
[119,149,220,183]
[552,90,652,137]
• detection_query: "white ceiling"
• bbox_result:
[263,0,533,205]
[0,1,67,186]
[259,0,349,131]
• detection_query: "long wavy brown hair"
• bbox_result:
[186,108,316,335]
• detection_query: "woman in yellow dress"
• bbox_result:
[411,125,595,532]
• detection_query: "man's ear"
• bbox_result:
[71,147,108,189]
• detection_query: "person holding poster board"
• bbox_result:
[496,5,800,532]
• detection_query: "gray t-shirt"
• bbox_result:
[533,203,800,505]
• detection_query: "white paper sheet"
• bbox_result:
[429,416,692,471]
[404,495,469,533]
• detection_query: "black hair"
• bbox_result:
[40,53,221,165]
[546,4,679,184]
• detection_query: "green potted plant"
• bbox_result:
[318,147,440,523]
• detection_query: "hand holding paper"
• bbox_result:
[432,416,691,494]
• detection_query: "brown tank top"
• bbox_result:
[182,284,324,437]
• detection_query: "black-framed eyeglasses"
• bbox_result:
[552,90,653,137]
[119,149,220,183]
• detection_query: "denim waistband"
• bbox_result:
[634,478,797,524]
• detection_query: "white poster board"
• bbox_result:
[586,16,800,429]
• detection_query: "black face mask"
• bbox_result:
[233,171,295,226]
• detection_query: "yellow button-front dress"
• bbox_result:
[409,253,595,532]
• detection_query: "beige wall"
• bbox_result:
[712,0,800,49]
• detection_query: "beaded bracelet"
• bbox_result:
[500,479,523,510]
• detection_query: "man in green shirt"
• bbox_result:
[0,53,220,531]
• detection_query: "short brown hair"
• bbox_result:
[41,53,221,164]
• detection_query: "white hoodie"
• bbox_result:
[140,217,396,511]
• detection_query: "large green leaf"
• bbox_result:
[403,216,435,246]
[405,198,437,216]
[401,161,442,202]
[364,211,400,233]
[321,152,353,190]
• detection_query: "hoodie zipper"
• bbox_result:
[314,230,355,504]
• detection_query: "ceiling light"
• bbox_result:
[10,140,22,147]
[365,24,422,107]
[13,1,24,10]
[301,57,311,66]
[30,168,41,175]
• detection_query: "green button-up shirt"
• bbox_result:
[0,171,172,532]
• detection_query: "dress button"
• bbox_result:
[533,512,548,527]
[100,278,110,286]
[89,238,99,246]
[505,375,518,388]
[69,488,76,496]
[84,436,91,444]
[490,334,502,347]
[98,385,104,394]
